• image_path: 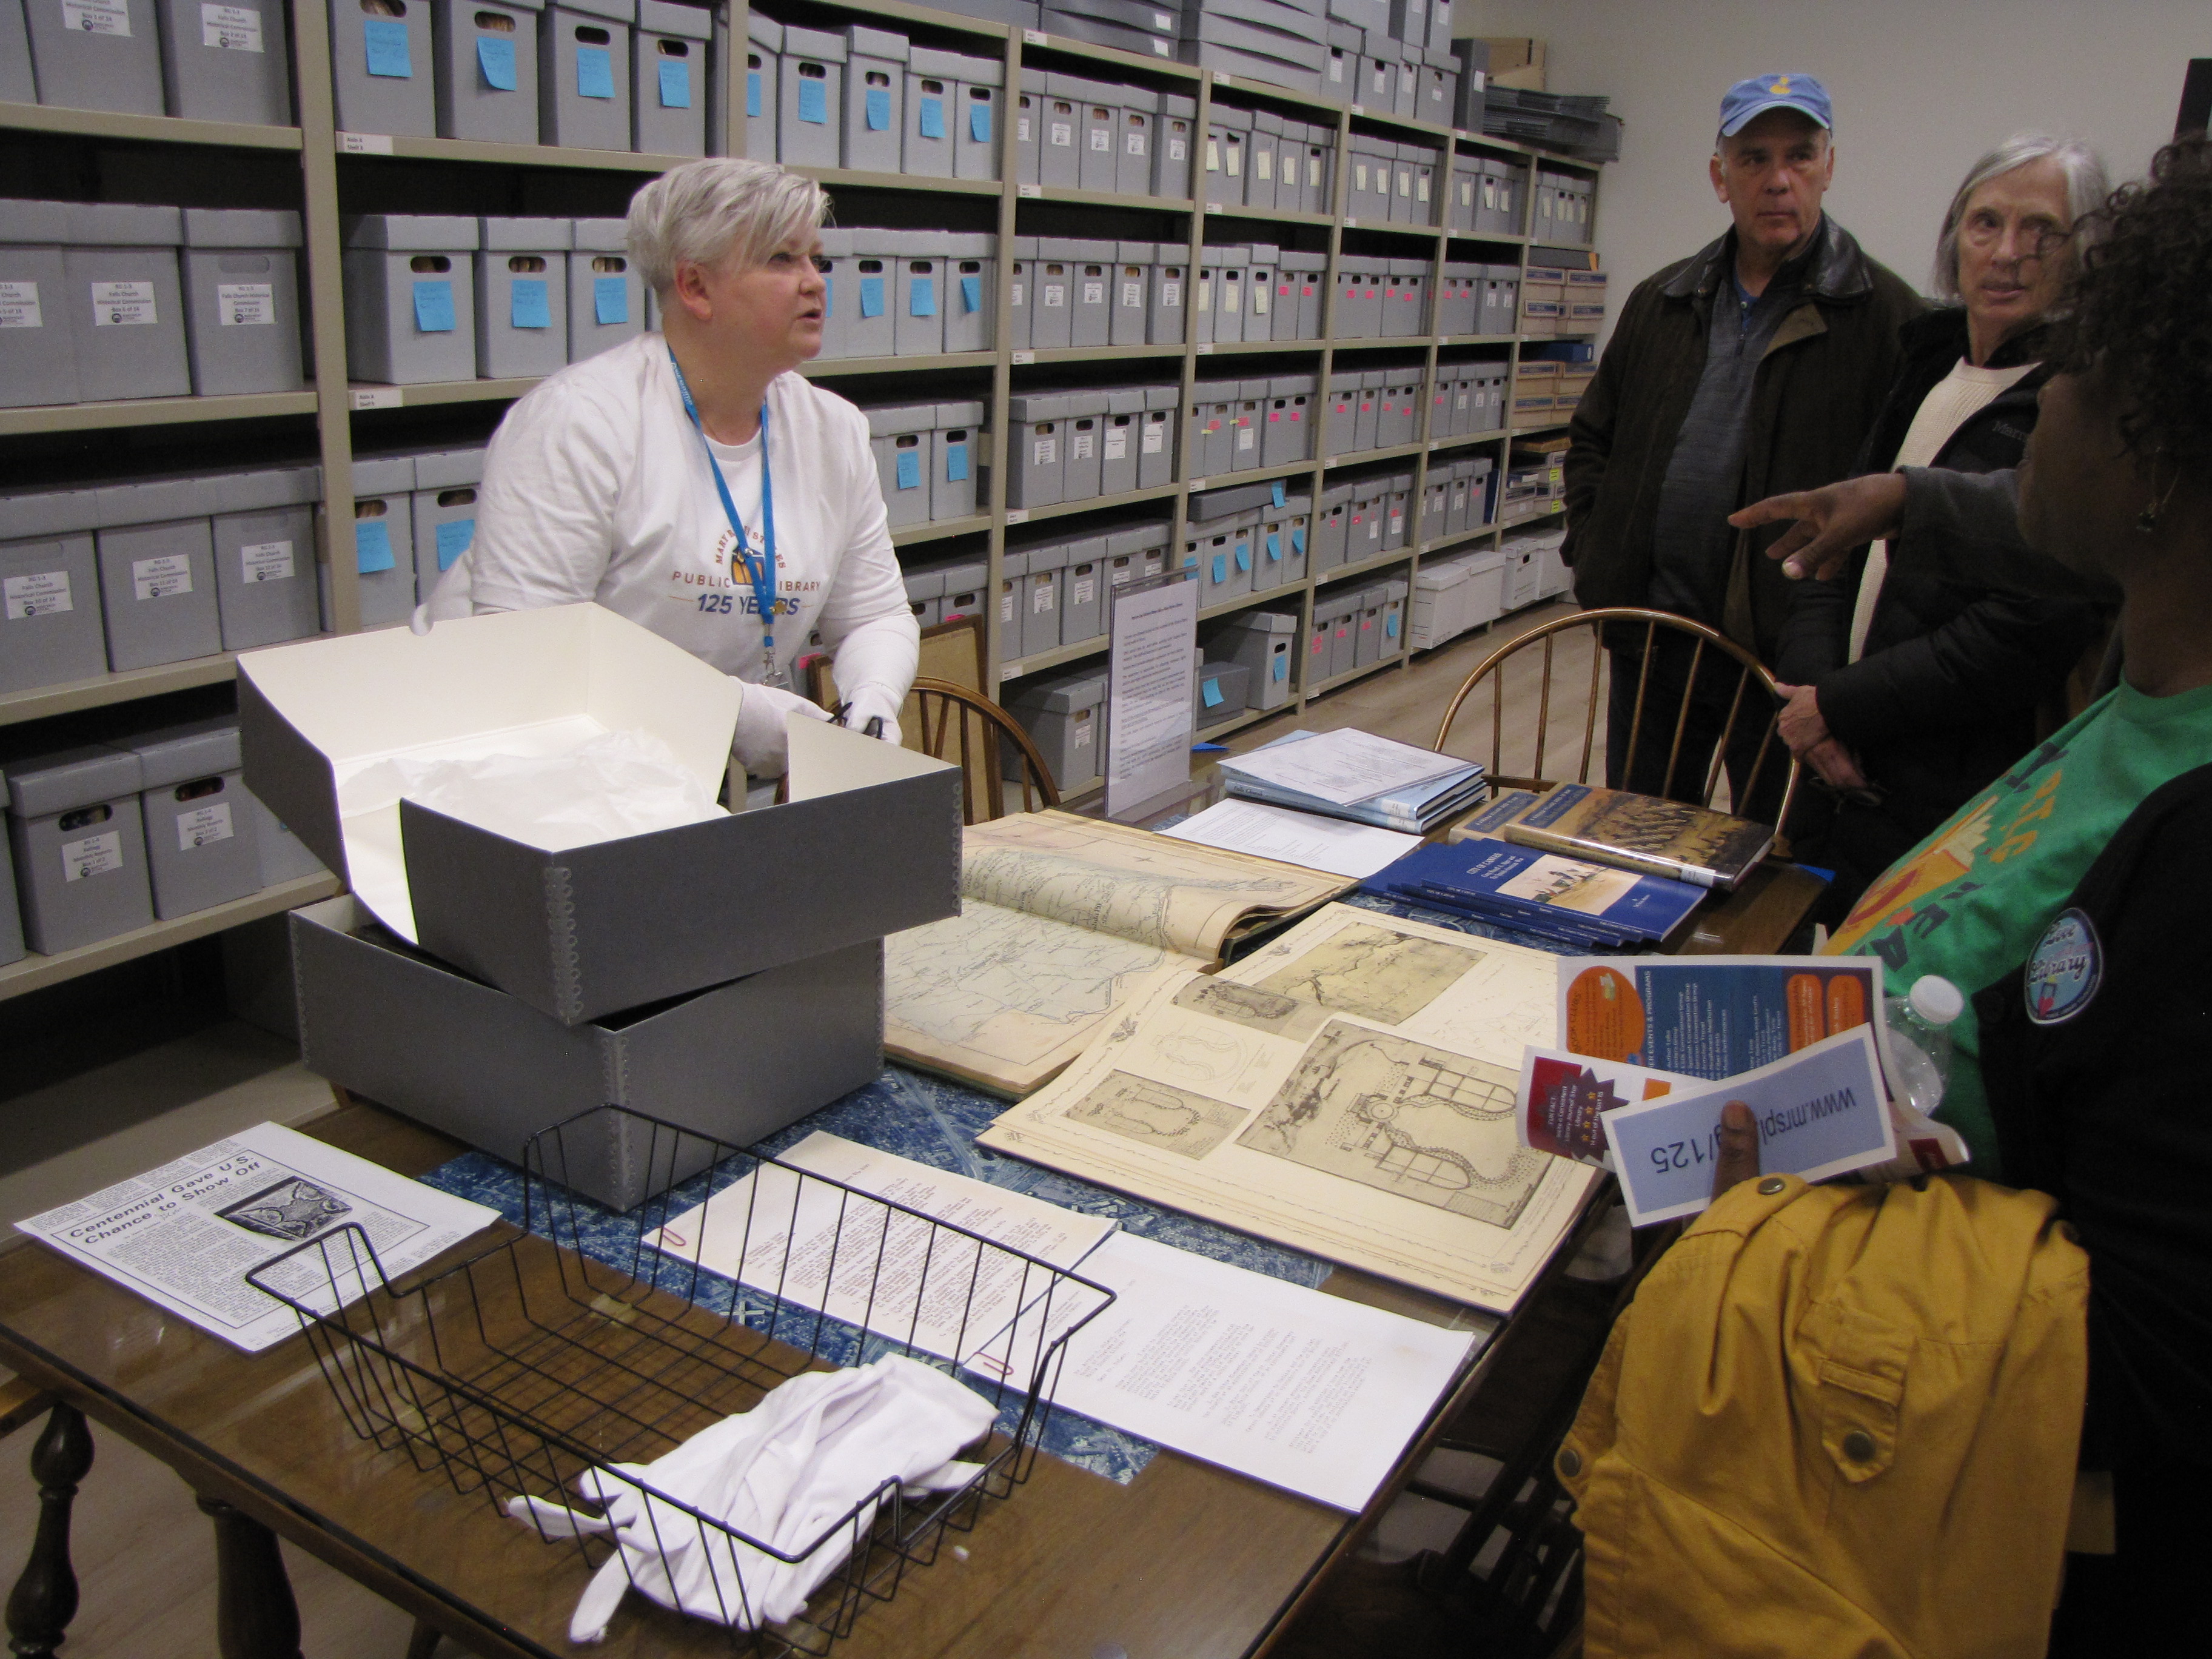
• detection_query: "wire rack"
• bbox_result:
[246,1105,1114,1655]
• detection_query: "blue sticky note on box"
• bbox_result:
[1273,655,1287,682]
[477,36,516,90]
[909,276,936,317]
[1202,677,1224,708]
[594,275,629,325]
[1271,480,1286,508]
[918,95,944,139]
[797,76,827,124]
[509,278,550,329]
[435,518,475,571]
[576,45,614,99]
[1210,554,1227,583]
[1265,533,1281,561]
[970,101,991,142]
[859,276,885,318]
[960,275,982,313]
[865,87,890,130]
[1385,612,1399,637]
[659,59,691,108]
[1292,527,1305,554]
[746,70,762,118]
[944,441,968,482]
[364,17,412,78]
[1235,545,1251,572]
[412,279,455,333]
[895,449,922,490]
[355,520,395,574]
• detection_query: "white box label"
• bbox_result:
[1032,436,1057,465]
[1104,427,1128,461]
[239,538,295,583]
[215,282,275,325]
[1009,281,1024,307]
[1120,280,1142,308]
[1050,121,1073,148]
[90,281,156,327]
[1089,126,1110,152]
[0,281,42,329]
[1031,581,1054,614]
[4,571,73,618]
[176,800,235,851]
[61,831,122,883]
[1071,429,1096,460]
[132,554,193,600]
[199,2,261,49]
[62,0,129,35]
[1160,280,1180,307]
[1125,130,1145,156]
[1141,424,1164,455]
[1073,574,1096,605]
[1042,283,1065,309]
[1168,137,1186,163]
[1082,280,1104,306]
[1238,427,1256,452]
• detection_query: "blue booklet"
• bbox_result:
[1364,836,1705,948]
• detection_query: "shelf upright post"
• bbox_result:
[982,23,1019,686]
[289,0,362,634]
[1165,71,1219,568]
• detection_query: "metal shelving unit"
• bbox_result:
[0,0,1604,993]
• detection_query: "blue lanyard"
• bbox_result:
[669,350,780,664]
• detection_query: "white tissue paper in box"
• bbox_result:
[346,729,727,854]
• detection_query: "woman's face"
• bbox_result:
[1955,157,2074,345]
[2017,366,2137,586]
[679,228,826,367]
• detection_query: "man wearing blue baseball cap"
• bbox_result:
[1564,73,1922,820]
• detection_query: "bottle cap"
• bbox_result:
[1909,975,1965,1026]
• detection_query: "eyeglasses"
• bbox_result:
[1959,212,2072,260]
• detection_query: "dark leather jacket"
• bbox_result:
[1563,218,1924,661]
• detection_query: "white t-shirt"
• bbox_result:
[468,333,917,702]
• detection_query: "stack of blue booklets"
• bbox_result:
[1216,729,1488,834]
[1361,836,1705,948]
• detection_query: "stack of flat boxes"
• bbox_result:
[13,0,292,122]
[1,466,324,692]
[1007,384,1178,508]
[2,714,326,965]
[860,403,988,528]
[1407,542,1509,649]
[0,201,306,409]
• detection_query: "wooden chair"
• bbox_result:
[1432,606,1801,837]
[907,677,1061,824]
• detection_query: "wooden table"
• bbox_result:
[0,1100,1593,1659]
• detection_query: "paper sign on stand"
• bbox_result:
[1104,574,1198,820]
[238,605,963,1025]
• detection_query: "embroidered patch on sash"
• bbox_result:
[2025,907,2100,1025]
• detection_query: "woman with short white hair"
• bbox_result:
[462,158,917,779]
[1772,134,2112,923]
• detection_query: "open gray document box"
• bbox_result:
[290,894,885,1210]
[236,604,962,1025]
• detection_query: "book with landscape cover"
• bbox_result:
[883,812,1350,1098]
[1457,785,1774,890]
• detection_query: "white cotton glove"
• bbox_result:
[840,685,905,748]
[731,677,832,779]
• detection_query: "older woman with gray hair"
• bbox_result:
[458,158,917,779]
[1772,134,2113,925]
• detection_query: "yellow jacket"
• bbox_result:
[1558,1174,2088,1658]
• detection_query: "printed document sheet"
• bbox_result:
[19,1122,498,1353]
[1160,799,1424,879]
[641,1133,1116,1366]
[974,1233,1480,1510]
[1219,728,1466,805]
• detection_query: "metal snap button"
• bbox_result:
[1557,1447,1583,1478]
[1757,1176,1786,1196]
[1842,1429,1878,1464]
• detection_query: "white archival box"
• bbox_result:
[238,603,963,1025]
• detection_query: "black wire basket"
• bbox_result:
[246,1104,1114,1654]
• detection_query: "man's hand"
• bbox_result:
[1714,1101,1760,1199]
[1731,472,1909,582]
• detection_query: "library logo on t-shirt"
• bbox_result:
[2025,908,2100,1025]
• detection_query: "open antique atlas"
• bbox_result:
[979,902,1607,1312]
[884,811,1350,1096]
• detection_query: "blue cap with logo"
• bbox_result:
[1718,73,1833,137]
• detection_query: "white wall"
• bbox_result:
[1457,0,2207,337]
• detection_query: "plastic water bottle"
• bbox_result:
[1884,975,1963,1115]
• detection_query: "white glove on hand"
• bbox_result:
[841,686,906,749]
[731,677,831,779]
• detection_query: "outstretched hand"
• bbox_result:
[1731,472,1909,582]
